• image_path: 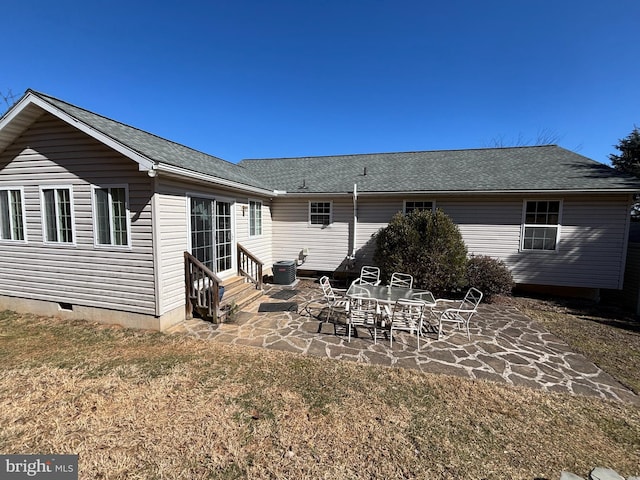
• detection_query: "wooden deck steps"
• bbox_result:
[216,275,263,322]
[190,275,263,323]
[185,249,265,324]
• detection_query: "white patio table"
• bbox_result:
[346,283,437,334]
[346,283,436,306]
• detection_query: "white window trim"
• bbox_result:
[520,199,563,253]
[39,185,76,246]
[308,201,333,227]
[248,198,263,237]
[403,200,436,214]
[0,186,27,243]
[185,193,237,274]
[91,184,132,249]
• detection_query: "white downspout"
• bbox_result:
[352,183,358,258]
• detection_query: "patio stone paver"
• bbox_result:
[169,282,639,404]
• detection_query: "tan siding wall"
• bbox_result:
[271,197,352,271]
[439,198,522,258]
[272,194,630,289]
[437,196,629,288]
[504,196,630,289]
[237,198,273,270]
[155,187,189,315]
[355,197,403,265]
[0,113,156,314]
[155,178,273,314]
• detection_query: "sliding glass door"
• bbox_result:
[189,196,235,276]
[215,200,233,273]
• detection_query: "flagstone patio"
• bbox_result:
[170,280,638,404]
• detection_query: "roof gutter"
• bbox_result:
[275,188,640,197]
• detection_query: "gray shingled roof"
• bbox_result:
[239,147,640,193]
[29,90,270,191]
[16,91,640,195]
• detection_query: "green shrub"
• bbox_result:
[465,255,514,302]
[373,209,468,296]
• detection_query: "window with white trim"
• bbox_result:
[309,201,332,226]
[521,200,561,251]
[404,200,434,214]
[41,186,74,244]
[249,200,262,236]
[0,188,25,241]
[93,186,130,246]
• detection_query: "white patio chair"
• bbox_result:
[435,287,483,340]
[390,272,413,289]
[389,298,425,349]
[351,265,381,286]
[347,294,381,344]
[319,275,348,323]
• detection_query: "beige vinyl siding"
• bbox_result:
[0,113,156,314]
[436,196,629,288]
[354,194,630,289]
[271,197,352,271]
[155,178,273,314]
[272,194,630,290]
[155,187,189,315]
[236,198,272,269]
[438,197,523,258]
[506,196,630,289]
[355,197,404,265]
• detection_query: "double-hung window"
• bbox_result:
[404,200,434,214]
[0,187,25,241]
[249,200,262,236]
[41,186,74,244]
[521,200,561,251]
[309,201,332,226]
[93,186,130,247]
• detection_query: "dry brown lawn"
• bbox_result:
[1,309,639,479]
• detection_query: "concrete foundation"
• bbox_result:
[0,295,185,331]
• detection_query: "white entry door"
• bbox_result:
[189,196,235,276]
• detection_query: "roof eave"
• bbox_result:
[1,91,155,171]
[0,93,42,154]
[157,163,275,196]
[273,188,640,197]
[372,188,640,195]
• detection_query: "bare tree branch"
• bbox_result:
[484,128,564,148]
[1,89,18,114]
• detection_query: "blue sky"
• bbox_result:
[2,0,638,165]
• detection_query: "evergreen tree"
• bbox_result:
[610,126,640,177]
